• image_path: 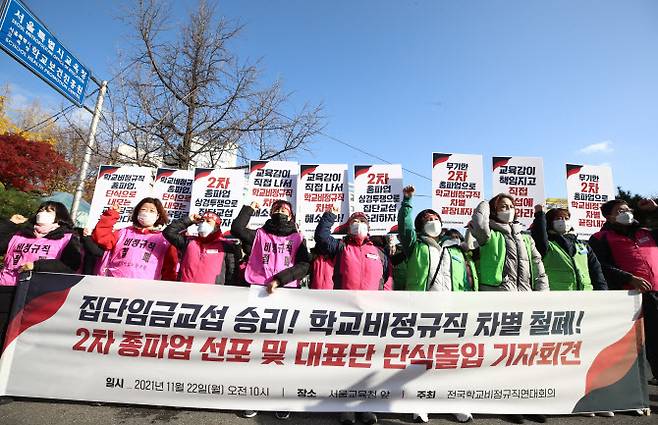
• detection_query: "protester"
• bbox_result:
[231,200,310,291]
[398,185,475,423]
[531,205,615,417]
[470,193,548,424]
[531,205,607,291]
[471,194,548,292]
[589,198,658,389]
[314,207,391,425]
[314,207,392,292]
[0,201,82,283]
[398,187,477,295]
[163,211,239,284]
[231,199,310,420]
[92,198,177,280]
[0,201,82,349]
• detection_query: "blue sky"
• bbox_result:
[2,0,657,210]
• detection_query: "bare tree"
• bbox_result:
[99,0,323,169]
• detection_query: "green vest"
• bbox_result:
[405,243,478,291]
[446,246,479,292]
[478,231,536,287]
[405,242,431,291]
[543,240,592,291]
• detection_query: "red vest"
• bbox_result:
[335,242,391,291]
[597,228,658,291]
[180,237,229,284]
[310,255,335,289]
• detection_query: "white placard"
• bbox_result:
[432,153,484,228]
[566,164,614,238]
[298,164,350,240]
[189,168,246,231]
[492,156,545,228]
[353,164,403,235]
[152,168,193,223]
[247,161,298,229]
[87,165,154,230]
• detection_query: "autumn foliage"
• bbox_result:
[0,133,75,192]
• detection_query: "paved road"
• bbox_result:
[0,384,655,425]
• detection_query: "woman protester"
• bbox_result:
[0,201,82,349]
[398,185,475,423]
[314,206,391,425]
[470,193,549,424]
[531,205,607,291]
[231,199,310,420]
[92,198,177,280]
[164,211,239,285]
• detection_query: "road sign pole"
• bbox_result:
[71,80,107,225]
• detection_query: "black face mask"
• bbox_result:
[270,213,289,224]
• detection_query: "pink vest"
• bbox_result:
[310,255,335,289]
[336,242,389,291]
[180,238,228,284]
[245,228,303,288]
[0,233,73,286]
[602,229,658,291]
[97,227,170,280]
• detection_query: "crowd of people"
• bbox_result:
[0,187,656,424]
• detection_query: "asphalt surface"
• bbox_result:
[0,384,655,425]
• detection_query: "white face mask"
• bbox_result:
[197,221,215,237]
[36,211,56,225]
[497,210,514,223]
[349,222,368,238]
[552,219,570,234]
[616,211,634,226]
[137,212,158,227]
[423,220,442,238]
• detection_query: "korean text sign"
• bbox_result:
[0,273,647,414]
[189,168,245,230]
[298,164,350,240]
[432,153,484,227]
[87,166,155,230]
[247,161,298,229]
[565,164,614,238]
[0,0,90,105]
[492,156,545,228]
[152,168,193,223]
[353,164,403,235]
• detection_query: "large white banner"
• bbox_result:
[87,166,155,230]
[566,164,615,239]
[189,168,245,231]
[431,153,484,228]
[353,164,403,235]
[152,168,193,223]
[492,156,545,228]
[0,273,648,414]
[247,161,298,229]
[298,164,350,240]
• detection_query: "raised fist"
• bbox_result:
[403,185,415,198]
